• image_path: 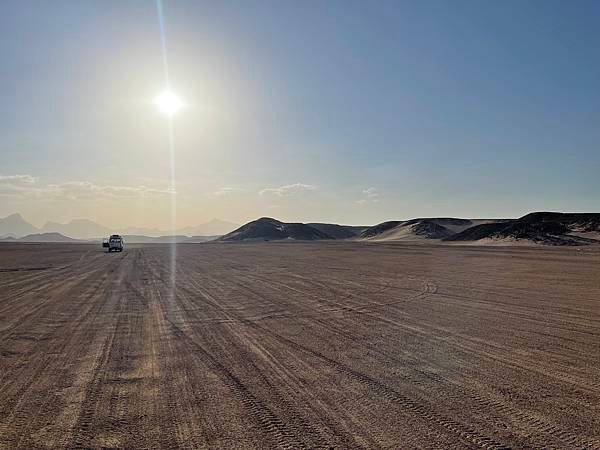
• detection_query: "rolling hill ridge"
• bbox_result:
[219,218,334,241]
[446,212,600,245]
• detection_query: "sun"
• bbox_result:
[154,90,183,117]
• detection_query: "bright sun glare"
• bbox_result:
[154,90,183,117]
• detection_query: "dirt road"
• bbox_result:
[1,242,599,449]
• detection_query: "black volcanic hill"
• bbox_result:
[220,218,334,241]
[360,221,402,239]
[405,219,455,239]
[360,218,478,241]
[444,223,506,241]
[517,212,600,230]
[307,223,367,239]
[446,212,600,245]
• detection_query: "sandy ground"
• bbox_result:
[0,242,599,449]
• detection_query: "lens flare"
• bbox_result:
[154,90,183,117]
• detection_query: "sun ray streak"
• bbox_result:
[168,118,176,298]
[156,0,176,299]
[156,0,170,89]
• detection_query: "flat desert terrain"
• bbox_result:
[1,242,599,449]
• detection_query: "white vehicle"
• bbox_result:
[103,235,124,252]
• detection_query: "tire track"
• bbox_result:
[2,243,599,449]
[182,260,599,450]
[0,258,120,444]
[144,252,330,449]
[239,268,600,449]
[166,318,313,450]
[174,276,364,449]
[180,274,510,450]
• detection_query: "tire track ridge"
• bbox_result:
[236,269,600,449]
[165,318,312,450]
[187,279,508,450]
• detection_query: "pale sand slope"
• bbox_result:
[568,231,600,241]
[361,219,498,242]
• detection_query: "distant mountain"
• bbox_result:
[123,226,167,237]
[151,235,192,243]
[359,218,485,242]
[185,235,220,243]
[4,212,597,246]
[0,213,39,238]
[15,232,79,243]
[446,212,600,245]
[307,223,367,239]
[122,234,189,244]
[220,217,333,241]
[0,213,237,239]
[122,234,217,243]
[42,219,112,240]
[177,219,239,236]
[123,219,238,237]
[121,235,159,244]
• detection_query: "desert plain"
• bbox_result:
[0,242,599,449]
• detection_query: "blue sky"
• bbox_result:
[1,1,599,228]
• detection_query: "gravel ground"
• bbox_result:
[0,242,599,449]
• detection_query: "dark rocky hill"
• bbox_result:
[307,223,367,239]
[360,221,402,239]
[220,218,333,241]
[446,212,600,245]
[360,218,479,241]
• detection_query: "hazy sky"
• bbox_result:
[1,0,599,228]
